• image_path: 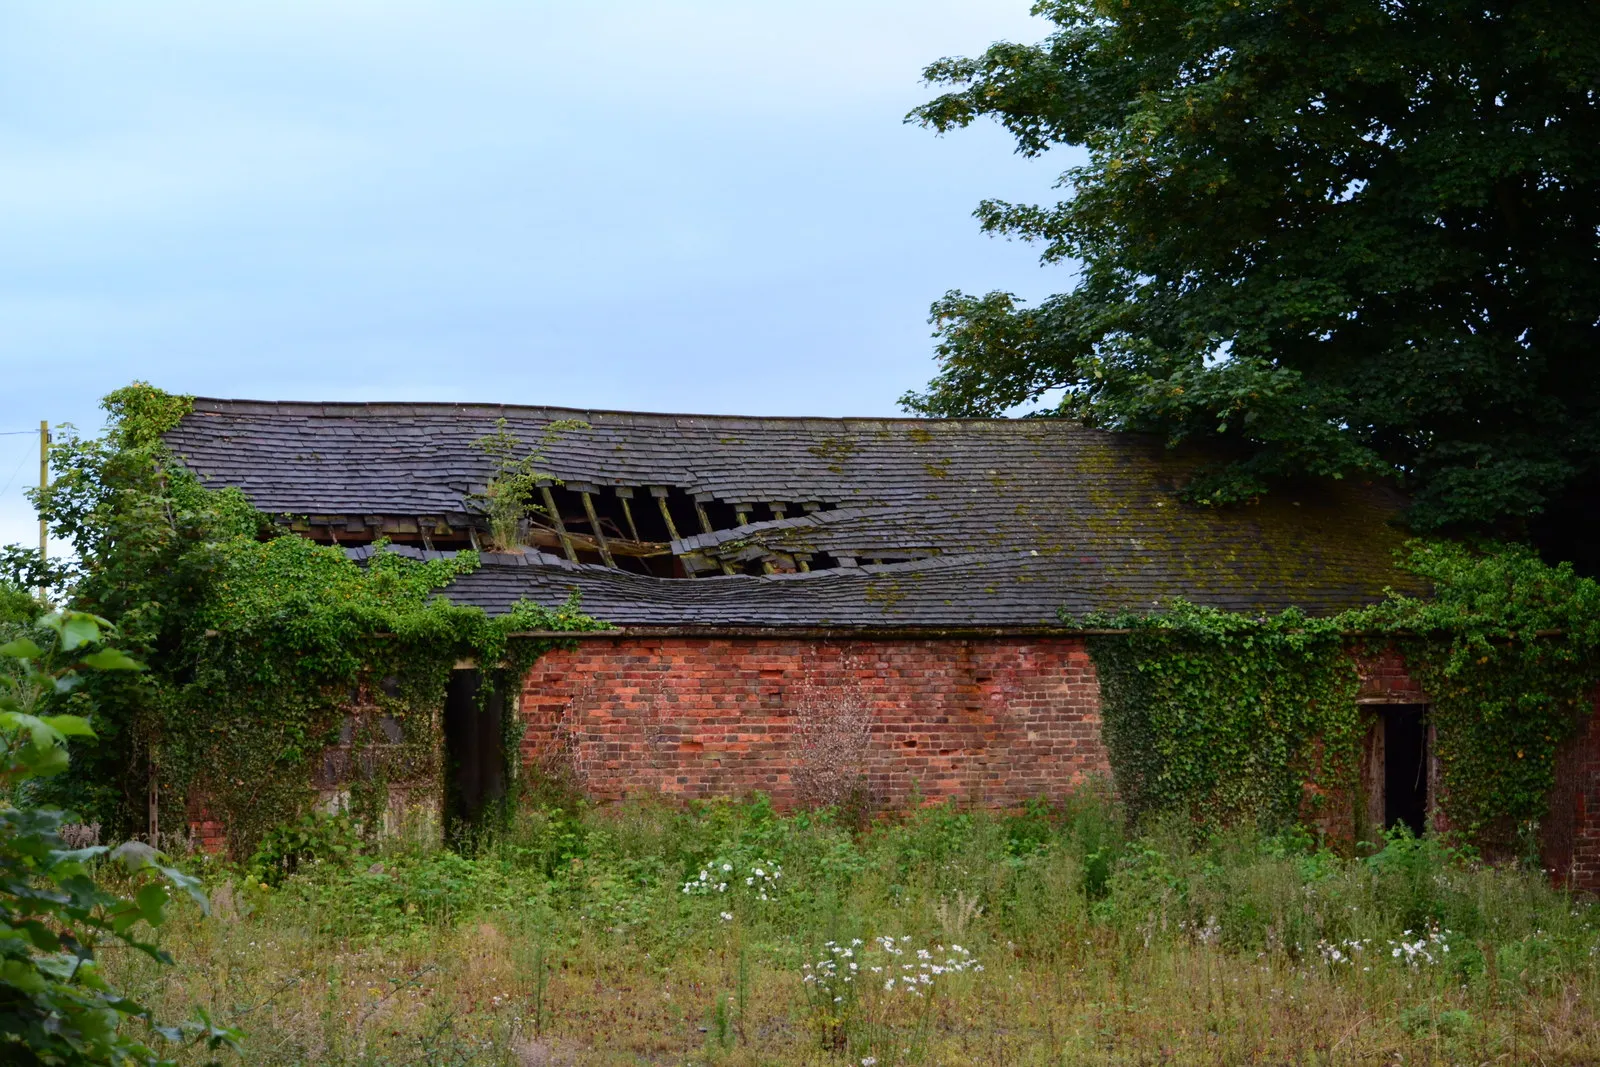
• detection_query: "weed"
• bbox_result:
[105,791,1600,1064]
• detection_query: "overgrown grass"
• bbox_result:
[103,793,1600,1065]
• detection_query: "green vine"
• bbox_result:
[1083,605,1359,833]
[1370,543,1600,844]
[1079,542,1600,851]
[36,383,607,856]
[33,385,1599,861]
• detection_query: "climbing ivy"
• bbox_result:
[1369,542,1600,846]
[35,383,606,856]
[1083,605,1359,833]
[1079,542,1600,851]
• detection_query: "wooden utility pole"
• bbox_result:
[37,420,49,603]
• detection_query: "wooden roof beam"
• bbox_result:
[578,490,617,569]
[538,485,578,562]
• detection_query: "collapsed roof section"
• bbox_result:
[165,398,1418,627]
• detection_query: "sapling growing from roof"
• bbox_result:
[468,417,589,552]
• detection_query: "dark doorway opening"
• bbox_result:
[443,668,506,844]
[1384,705,1430,835]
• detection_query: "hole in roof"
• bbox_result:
[275,483,942,579]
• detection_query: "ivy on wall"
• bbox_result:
[1080,542,1600,850]
[1371,543,1600,844]
[35,384,606,855]
[30,384,1600,859]
[1084,605,1359,832]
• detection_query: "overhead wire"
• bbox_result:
[0,455,26,498]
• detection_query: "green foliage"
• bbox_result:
[1085,603,1359,831]
[1363,823,1478,934]
[1398,1004,1473,1040]
[0,609,239,1065]
[114,793,1599,1062]
[1080,540,1600,846]
[467,417,588,552]
[28,385,265,830]
[1370,541,1600,843]
[258,792,1595,993]
[905,1,1600,538]
[0,547,67,618]
[166,534,481,850]
[34,384,606,856]
[249,810,362,887]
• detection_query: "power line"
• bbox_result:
[0,455,26,497]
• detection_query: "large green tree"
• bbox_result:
[907,0,1600,560]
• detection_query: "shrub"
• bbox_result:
[0,609,238,1064]
[249,810,364,886]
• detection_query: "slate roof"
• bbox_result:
[166,398,1418,628]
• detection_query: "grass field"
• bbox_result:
[103,793,1600,1065]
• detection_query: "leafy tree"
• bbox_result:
[26,384,264,835]
[906,0,1600,560]
[0,609,238,1064]
[29,383,605,853]
[0,548,69,617]
[1,559,43,632]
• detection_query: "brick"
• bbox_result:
[517,636,1110,809]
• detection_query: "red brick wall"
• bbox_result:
[182,635,1600,890]
[186,802,227,855]
[519,636,1108,808]
[1354,647,1428,703]
[517,639,1600,892]
[1570,699,1600,893]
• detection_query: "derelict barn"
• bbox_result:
[164,399,1600,888]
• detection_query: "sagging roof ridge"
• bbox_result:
[178,397,1419,625]
[186,396,1103,431]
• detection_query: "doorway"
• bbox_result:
[443,668,506,842]
[1383,705,1430,835]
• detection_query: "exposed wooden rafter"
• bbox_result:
[538,484,578,562]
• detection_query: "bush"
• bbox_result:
[249,810,363,886]
[0,610,238,1064]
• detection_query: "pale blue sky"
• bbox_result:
[0,2,1074,552]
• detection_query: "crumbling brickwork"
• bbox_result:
[1354,647,1428,703]
[1568,700,1600,893]
[186,804,227,855]
[519,636,1108,808]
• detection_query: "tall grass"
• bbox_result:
[105,792,1600,1064]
